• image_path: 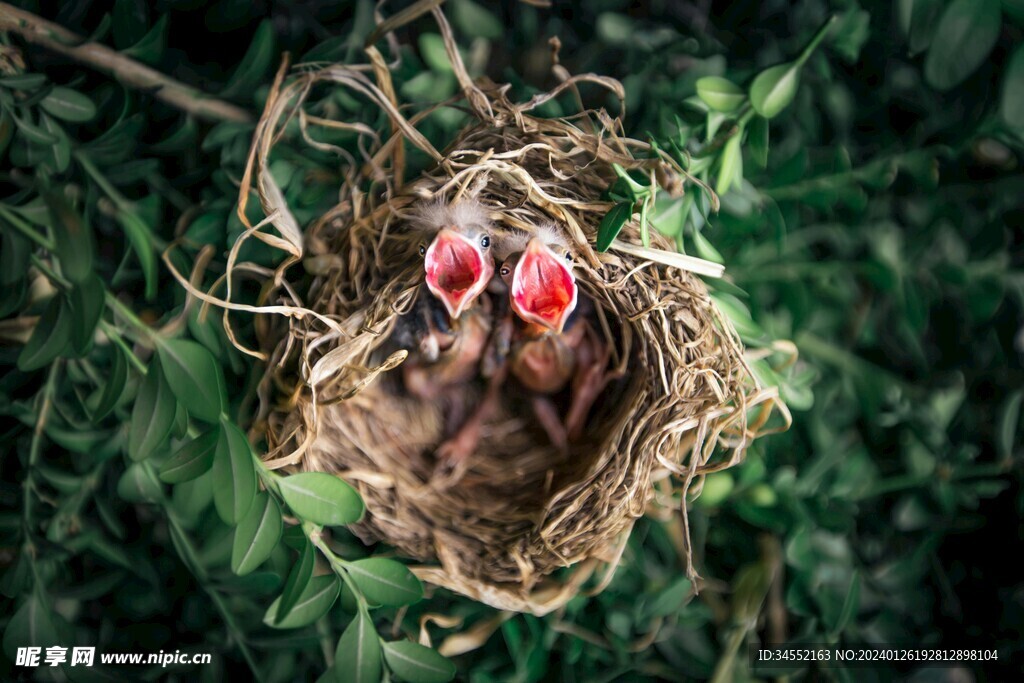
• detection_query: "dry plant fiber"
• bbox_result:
[168,3,788,615]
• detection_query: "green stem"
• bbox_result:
[98,320,148,374]
[796,15,838,68]
[76,152,131,209]
[23,361,60,547]
[853,462,1014,501]
[76,153,169,251]
[29,254,70,290]
[165,513,265,681]
[0,204,55,250]
[736,103,756,127]
[709,627,748,683]
[104,291,156,340]
[304,521,368,611]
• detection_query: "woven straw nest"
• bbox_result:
[182,6,786,615]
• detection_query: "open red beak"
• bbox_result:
[424,228,493,319]
[510,238,578,333]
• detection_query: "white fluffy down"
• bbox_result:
[408,197,492,235]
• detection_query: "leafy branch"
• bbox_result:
[0,2,251,123]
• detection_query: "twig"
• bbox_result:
[0,3,252,123]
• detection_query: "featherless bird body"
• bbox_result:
[495,225,616,450]
[391,197,507,475]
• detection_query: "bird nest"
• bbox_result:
[181,6,785,615]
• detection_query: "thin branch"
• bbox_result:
[0,2,252,123]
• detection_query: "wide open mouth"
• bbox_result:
[510,239,578,333]
[424,228,489,318]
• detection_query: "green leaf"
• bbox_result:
[383,641,456,683]
[10,110,58,145]
[116,209,158,300]
[0,554,31,599]
[231,492,283,575]
[716,133,743,195]
[2,594,60,659]
[710,292,766,342]
[596,13,634,46]
[0,225,30,287]
[899,0,944,54]
[0,73,47,90]
[650,192,691,238]
[39,114,70,172]
[40,86,97,122]
[128,358,177,461]
[151,116,198,154]
[749,63,800,120]
[831,9,871,62]
[173,397,188,439]
[695,76,745,113]
[46,190,95,285]
[450,0,503,40]
[749,17,835,119]
[1001,46,1024,129]
[642,576,693,619]
[595,202,634,252]
[705,110,728,141]
[117,462,163,503]
[924,0,1002,91]
[691,227,725,265]
[212,419,258,524]
[275,540,316,624]
[68,274,104,356]
[92,344,129,422]
[17,295,72,371]
[156,339,226,422]
[171,471,214,530]
[123,15,168,65]
[1005,0,1024,22]
[264,574,340,629]
[748,115,769,168]
[346,558,424,607]
[159,427,218,483]
[419,33,452,72]
[278,472,364,526]
[168,516,206,579]
[694,471,734,508]
[997,390,1022,460]
[335,611,383,683]
[222,19,275,98]
[828,571,862,636]
[112,0,148,48]
[0,225,27,319]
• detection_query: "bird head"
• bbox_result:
[500,230,577,334]
[413,199,495,319]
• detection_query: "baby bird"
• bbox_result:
[415,198,495,320]
[397,198,500,473]
[396,293,491,400]
[497,226,614,450]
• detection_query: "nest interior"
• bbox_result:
[200,8,783,615]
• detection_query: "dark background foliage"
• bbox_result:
[1,0,1022,681]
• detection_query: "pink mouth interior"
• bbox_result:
[515,250,574,327]
[427,237,483,305]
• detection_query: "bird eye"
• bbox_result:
[564,251,573,261]
[480,235,491,248]
[418,244,427,257]
[500,266,510,277]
